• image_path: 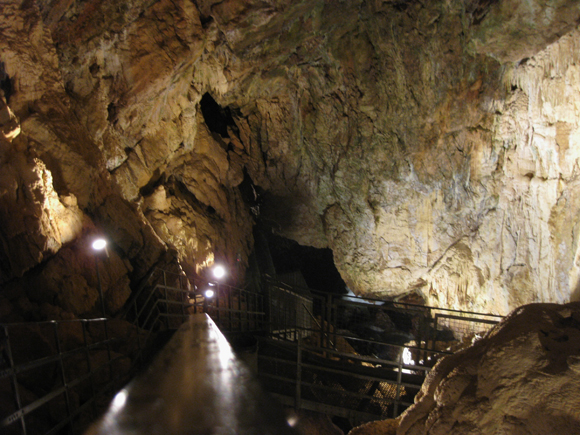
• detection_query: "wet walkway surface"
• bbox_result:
[86,314,298,435]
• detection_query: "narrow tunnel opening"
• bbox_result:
[262,231,346,295]
[199,93,237,138]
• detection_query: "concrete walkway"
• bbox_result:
[86,314,298,435]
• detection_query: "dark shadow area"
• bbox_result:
[131,329,177,376]
[263,230,346,294]
[199,92,237,138]
[0,61,13,103]
[332,416,352,433]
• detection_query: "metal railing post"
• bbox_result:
[267,283,272,336]
[325,293,332,349]
[104,320,113,385]
[82,321,98,420]
[295,336,302,411]
[53,322,74,432]
[283,291,288,341]
[95,256,106,318]
[216,284,221,327]
[334,300,339,347]
[247,291,251,332]
[3,326,27,435]
[259,294,264,331]
[319,295,325,348]
[225,286,230,330]
[181,276,186,323]
[238,287,243,332]
[393,349,403,417]
[421,309,430,364]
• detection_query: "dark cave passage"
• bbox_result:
[199,92,237,138]
[264,231,347,294]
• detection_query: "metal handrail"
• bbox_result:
[256,334,431,422]
[0,269,194,435]
[0,318,139,434]
[301,302,335,349]
[1,270,261,435]
[263,276,503,352]
[314,287,504,319]
[1,267,503,434]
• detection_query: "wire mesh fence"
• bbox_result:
[263,278,314,341]
[429,311,503,351]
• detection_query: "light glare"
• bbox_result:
[213,265,226,279]
[92,238,107,251]
[205,289,215,298]
[287,414,298,427]
[403,347,414,366]
[111,390,127,413]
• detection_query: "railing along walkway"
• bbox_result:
[1,318,140,435]
[122,274,503,424]
[256,334,442,424]
[86,314,297,435]
[258,277,504,423]
[1,269,503,434]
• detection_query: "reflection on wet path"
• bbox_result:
[86,314,298,435]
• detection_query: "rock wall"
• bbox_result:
[1,0,580,318]
[0,0,254,319]
[397,302,580,434]
[426,28,580,314]
[200,0,580,315]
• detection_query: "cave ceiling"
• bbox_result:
[1,0,580,319]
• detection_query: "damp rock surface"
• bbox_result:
[397,302,580,434]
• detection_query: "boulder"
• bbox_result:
[398,302,580,434]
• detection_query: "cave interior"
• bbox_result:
[2,0,580,434]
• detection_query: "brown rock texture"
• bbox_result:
[1,0,580,318]
[349,418,399,435]
[294,410,345,435]
[397,302,580,434]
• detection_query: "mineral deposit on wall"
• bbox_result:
[1,0,580,319]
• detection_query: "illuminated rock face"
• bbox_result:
[1,0,580,318]
[397,302,580,435]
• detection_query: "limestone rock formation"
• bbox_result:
[0,0,254,319]
[397,302,580,434]
[2,0,580,320]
